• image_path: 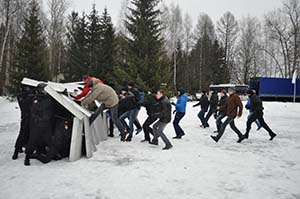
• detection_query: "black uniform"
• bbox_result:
[244,94,276,140]
[25,94,54,166]
[12,91,33,160]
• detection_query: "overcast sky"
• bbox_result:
[67,0,283,25]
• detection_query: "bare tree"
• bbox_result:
[235,16,261,84]
[265,0,300,78]
[0,0,30,95]
[216,11,239,81]
[47,0,68,81]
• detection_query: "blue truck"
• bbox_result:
[250,77,300,102]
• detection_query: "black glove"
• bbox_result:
[173,110,176,114]
[245,104,250,110]
[171,102,175,106]
[193,105,196,107]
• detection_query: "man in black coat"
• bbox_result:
[141,90,160,143]
[150,90,173,150]
[204,91,218,127]
[244,89,277,140]
[193,91,209,128]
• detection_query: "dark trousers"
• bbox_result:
[246,113,275,136]
[197,110,207,126]
[216,113,226,132]
[110,104,125,133]
[173,112,185,137]
[152,121,172,146]
[14,116,30,150]
[204,108,217,127]
[134,108,142,129]
[216,116,243,140]
[142,114,159,141]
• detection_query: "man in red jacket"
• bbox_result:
[74,75,104,100]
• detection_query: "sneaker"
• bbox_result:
[210,135,219,143]
[269,133,277,141]
[162,145,173,150]
[120,130,128,142]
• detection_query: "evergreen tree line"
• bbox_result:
[0,0,300,95]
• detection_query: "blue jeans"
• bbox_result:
[197,110,207,127]
[119,108,139,138]
[216,113,226,132]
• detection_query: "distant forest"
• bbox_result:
[0,0,299,95]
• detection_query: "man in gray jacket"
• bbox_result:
[81,78,128,141]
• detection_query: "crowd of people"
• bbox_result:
[12,75,277,166]
[75,75,277,147]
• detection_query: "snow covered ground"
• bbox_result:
[0,97,300,199]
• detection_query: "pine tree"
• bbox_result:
[11,0,48,92]
[65,11,89,81]
[87,4,102,76]
[125,0,167,89]
[99,8,115,80]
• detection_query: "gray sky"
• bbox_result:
[68,0,283,25]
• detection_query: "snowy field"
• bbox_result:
[0,97,300,199]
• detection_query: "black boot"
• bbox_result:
[120,129,128,142]
[269,133,277,141]
[210,135,219,143]
[24,155,30,166]
[172,136,182,139]
[237,135,245,143]
[149,139,158,145]
[108,133,114,137]
[12,149,19,160]
[162,145,173,150]
[244,132,249,139]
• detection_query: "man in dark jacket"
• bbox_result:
[128,82,143,134]
[150,90,173,150]
[204,91,218,127]
[12,85,33,160]
[211,88,245,143]
[171,88,188,139]
[193,91,209,128]
[215,90,228,132]
[244,89,276,140]
[119,88,140,142]
[141,90,160,142]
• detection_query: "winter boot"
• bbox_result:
[12,149,19,160]
[24,155,30,166]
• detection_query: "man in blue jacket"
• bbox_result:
[171,88,188,139]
